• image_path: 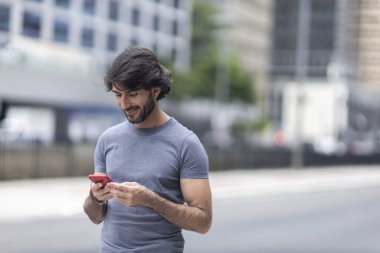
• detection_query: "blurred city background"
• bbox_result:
[0,0,380,252]
[2,0,380,179]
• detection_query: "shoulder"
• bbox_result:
[98,121,127,142]
[167,118,205,149]
[168,118,195,139]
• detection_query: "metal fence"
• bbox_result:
[0,143,289,180]
[0,143,94,180]
[1,142,379,181]
[0,143,292,181]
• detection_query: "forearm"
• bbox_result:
[146,192,212,234]
[83,191,107,224]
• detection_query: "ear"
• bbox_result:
[152,87,161,99]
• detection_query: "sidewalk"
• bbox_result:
[1,165,380,223]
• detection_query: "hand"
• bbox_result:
[106,182,153,207]
[91,183,113,203]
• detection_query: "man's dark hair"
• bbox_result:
[104,46,172,100]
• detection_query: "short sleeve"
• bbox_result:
[94,133,107,173]
[179,133,209,179]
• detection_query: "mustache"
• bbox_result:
[126,106,140,112]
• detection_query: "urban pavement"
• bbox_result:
[1,165,380,223]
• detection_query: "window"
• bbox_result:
[109,0,118,21]
[55,0,70,8]
[153,43,158,53]
[22,11,41,38]
[132,8,139,26]
[131,37,138,46]
[53,20,69,42]
[153,15,159,31]
[0,5,10,32]
[171,48,177,61]
[83,0,95,15]
[81,27,94,47]
[173,0,180,8]
[172,20,178,36]
[107,33,117,51]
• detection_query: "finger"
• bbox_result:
[110,188,126,195]
[92,183,104,191]
[106,182,126,191]
[122,182,138,186]
[106,182,117,188]
[112,191,129,201]
[101,192,114,201]
[109,184,132,192]
[95,191,113,201]
[96,187,111,195]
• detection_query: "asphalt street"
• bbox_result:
[1,165,380,253]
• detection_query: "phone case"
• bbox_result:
[88,174,113,185]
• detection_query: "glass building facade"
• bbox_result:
[0,0,192,70]
[271,0,338,79]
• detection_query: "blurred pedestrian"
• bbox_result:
[83,46,212,253]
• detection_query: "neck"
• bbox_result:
[134,105,170,129]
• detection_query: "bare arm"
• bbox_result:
[149,179,212,234]
[83,173,113,224]
[107,178,212,234]
[83,187,107,224]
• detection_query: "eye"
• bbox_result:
[128,92,138,97]
[113,92,121,98]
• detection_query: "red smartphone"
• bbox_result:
[88,174,113,186]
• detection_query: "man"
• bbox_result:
[83,46,212,253]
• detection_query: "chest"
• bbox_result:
[104,136,181,192]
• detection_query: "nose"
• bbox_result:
[119,96,130,110]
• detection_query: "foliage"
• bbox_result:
[168,0,256,104]
[231,117,271,135]
[190,0,219,67]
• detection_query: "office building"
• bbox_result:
[0,0,192,143]
[0,0,192,70]
[212,0,274,112]
[270,0,380,153]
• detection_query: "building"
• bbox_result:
[356,0,380,88]
[270,0,355,79]
[270,0,380,155]
[0,0,191,69]
[212,0,274,113]
[0,0,192,143]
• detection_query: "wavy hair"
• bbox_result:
[104,46,172,100]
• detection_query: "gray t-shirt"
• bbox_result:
[94,118,209,253]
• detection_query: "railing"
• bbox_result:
[1,142,380,181]
[0,143,94,180]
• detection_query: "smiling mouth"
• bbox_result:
[126,107,139,117]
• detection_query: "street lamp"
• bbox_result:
[292,0,311,169]
[210,1,232,148]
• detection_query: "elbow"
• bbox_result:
[197,222,212,234]
[196,216,212,234]
[198,225,211,234]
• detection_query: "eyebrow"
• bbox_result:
[111,89,139,94]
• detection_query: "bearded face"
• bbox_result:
[123,90,156,124]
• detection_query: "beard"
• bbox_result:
[124,91,156,124]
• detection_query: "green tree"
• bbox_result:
[190,0,219,67]
[169,0,256,104]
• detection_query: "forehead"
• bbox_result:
[111,84,139,93]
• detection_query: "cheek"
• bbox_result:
[132,97,146,107]
[117,97,129,109]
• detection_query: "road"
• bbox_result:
[1,166,380,252]
[184,187,380,253]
